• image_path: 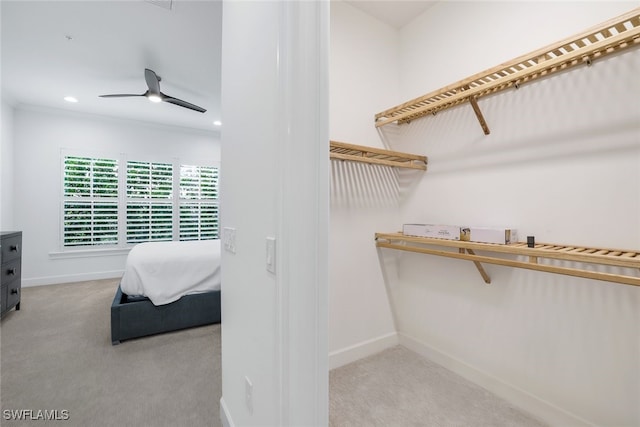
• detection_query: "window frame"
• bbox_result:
[125,159,175,244]
[61,151,121,250]
[59,149,220,251]
[179,164,220,241]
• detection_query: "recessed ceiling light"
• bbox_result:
[64,96,78,103]
[213,120,222,126]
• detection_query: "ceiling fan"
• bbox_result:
[100,68,206,113]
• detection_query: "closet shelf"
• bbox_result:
[375,8,640,130]
[330,140,427,170]
[375,232,640,287]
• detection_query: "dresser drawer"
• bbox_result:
[5,280,20,310]
[1,260,21,285]
[1,234,22,264]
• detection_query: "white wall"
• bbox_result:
[12,106,220,286]
[219,1,328,425]
[399,2,639,101]
[378,2,639,426]
[328,0,406,368]
[1,99,15,230]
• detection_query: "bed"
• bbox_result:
[111,240,221,345]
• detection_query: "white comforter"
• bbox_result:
[120,240,221,306]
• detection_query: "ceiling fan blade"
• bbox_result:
[145,69,161,95]
[163,95,207,113]
[101,70,205,114]
[99,94,145,98]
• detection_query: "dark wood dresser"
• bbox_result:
[1,231,22,318]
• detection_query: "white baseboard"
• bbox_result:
[329,332,398,370]
[22,270,123,287]
[398,332,596,427]
[220,397,234,427]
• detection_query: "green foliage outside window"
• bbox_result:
[62,156,219,247]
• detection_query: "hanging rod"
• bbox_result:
[375,8,640,129]
[375,232,640,287]
[330,140,427,170]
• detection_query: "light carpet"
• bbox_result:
[2,279,548,427]
[0,279,221,427]
[330,345,548,427]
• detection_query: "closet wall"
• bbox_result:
[380,2,639,426]
[329,1,402,367]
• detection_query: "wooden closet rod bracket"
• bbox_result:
[467,248,492,283]
[459,248,492,283]
[464,85,490,135]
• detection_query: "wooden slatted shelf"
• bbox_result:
[375,8,640,132]
[330,140,427,170]
[375,232,640,287]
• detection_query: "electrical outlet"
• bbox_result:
[245,376,253,414]
[222,227,236,254]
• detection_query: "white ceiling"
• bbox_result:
[1,1,435,133]
[345,0,437,29]
[1,0,222,132]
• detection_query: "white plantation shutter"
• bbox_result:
[126,202,173,242]
[179,165,219,240]
[63,156,119,247]
[126,161,173,243]
[61,155,218,248]
[179,203,219,240]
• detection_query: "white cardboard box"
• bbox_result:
[402,224,462,240]
[465,227,517,244]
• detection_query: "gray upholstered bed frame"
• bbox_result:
[110,285,221,345]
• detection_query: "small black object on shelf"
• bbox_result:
[527,236,535,248]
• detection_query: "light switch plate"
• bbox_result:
[266,237,276,274]
[222,227,236,254]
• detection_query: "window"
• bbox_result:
[62,154,218,248]
[63,156,119,247]
[179,165,219,240]
[126,161,174,243]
